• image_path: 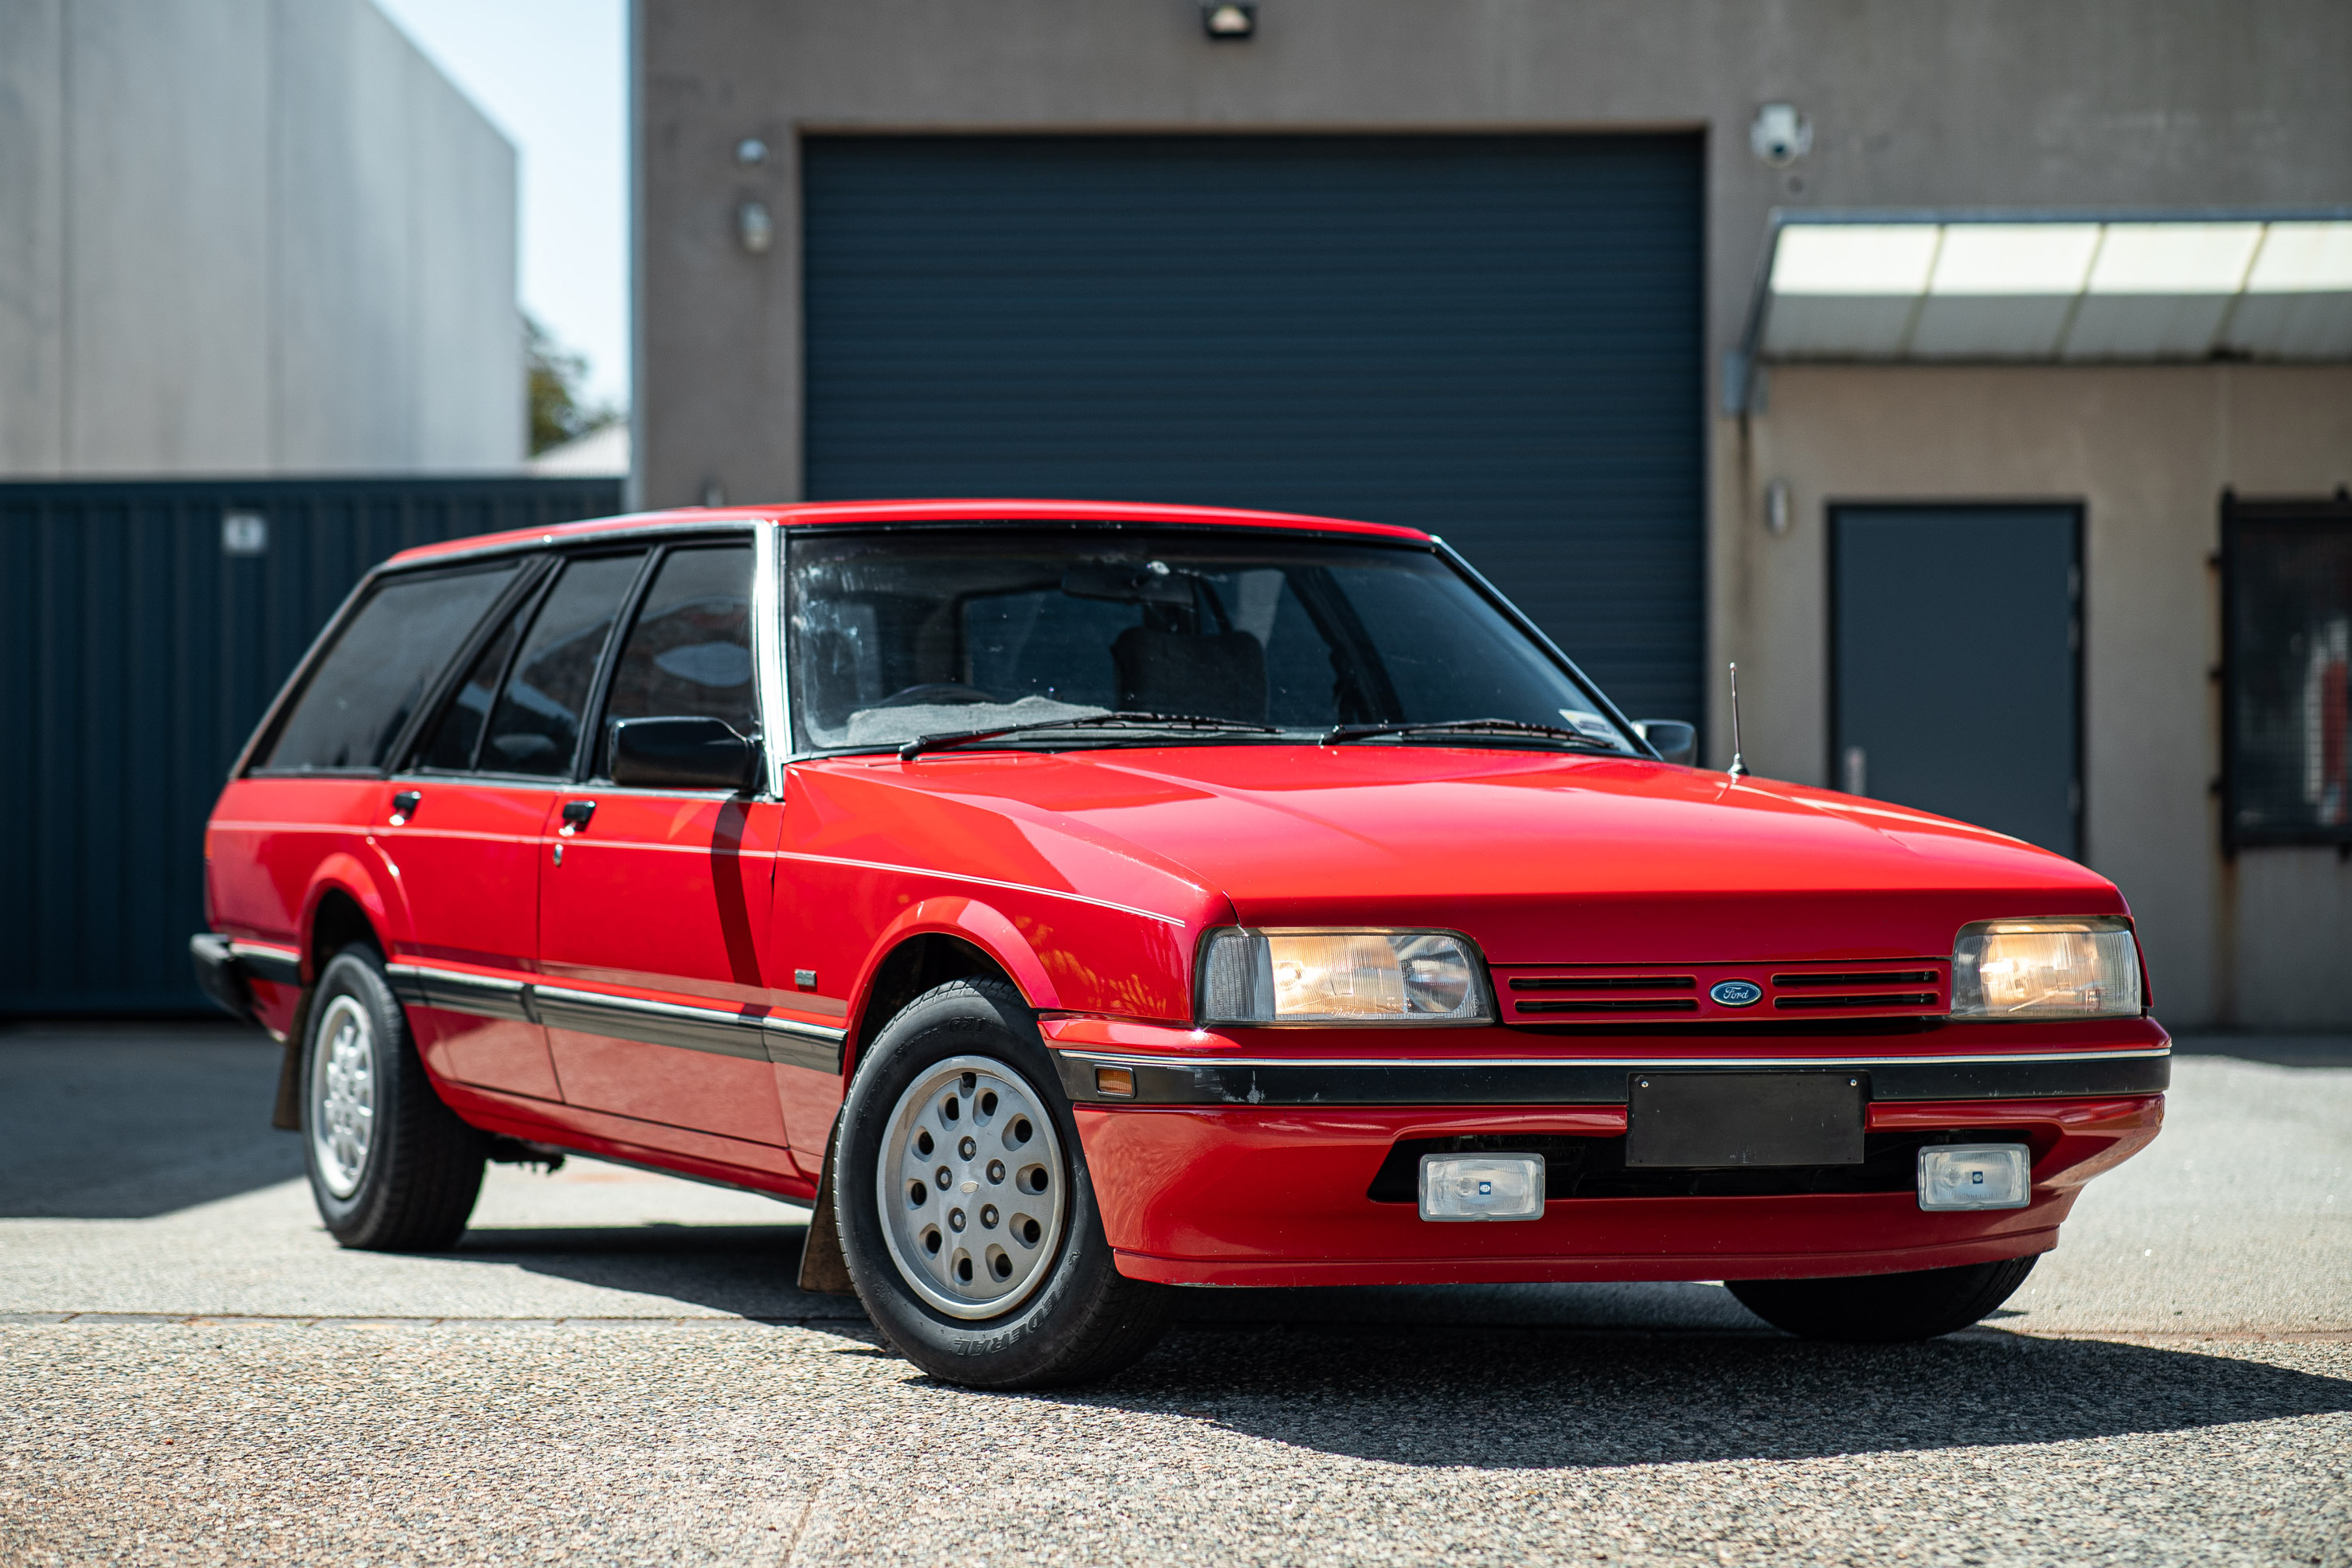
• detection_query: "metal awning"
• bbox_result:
[1743,211,2352,370]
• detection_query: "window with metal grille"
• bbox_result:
[2222,492,2352,850]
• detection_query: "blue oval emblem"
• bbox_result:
[1709,980,1764,1008]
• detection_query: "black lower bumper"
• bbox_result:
[1053,1048,2170,1107]
[189,933,256,1026]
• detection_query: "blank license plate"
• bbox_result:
[1625,1072,1866,1167]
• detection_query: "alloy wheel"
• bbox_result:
[309,994,378,1199]
[875,1054,1067,1320]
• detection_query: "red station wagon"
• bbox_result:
[195,501,2165,1386]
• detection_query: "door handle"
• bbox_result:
[559,800,597,835]
[389,790,421,826]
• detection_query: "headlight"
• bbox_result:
[1950,917,2143,1020]
[1199,928,1493,1024]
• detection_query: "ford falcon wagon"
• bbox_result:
[195,500,2164,1386]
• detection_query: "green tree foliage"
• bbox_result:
[526,315,618,456]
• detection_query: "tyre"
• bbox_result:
[1727,1254,2039,1343]
[301,945,487,1250]
[835,977,1172,1389]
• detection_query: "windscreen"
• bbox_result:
[785,528,1631,753]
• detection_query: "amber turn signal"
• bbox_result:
[1094,1066,1137,1099]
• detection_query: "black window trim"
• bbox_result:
[393,526,762,788]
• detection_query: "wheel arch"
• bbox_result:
[844,897,1064,1071]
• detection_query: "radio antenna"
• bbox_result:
[1727,662,1749,779]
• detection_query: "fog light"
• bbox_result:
[1419,1155,1544,1222]
[1917,1144,2031,1210]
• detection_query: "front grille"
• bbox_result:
[1512,976,1697,991]
[1516,997,1701,1015]
[1497,960,1950,1023]
[1771,970,1938,988]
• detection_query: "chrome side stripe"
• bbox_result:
[386,964,846,1073]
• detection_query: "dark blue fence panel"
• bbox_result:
[804,134,1704,724]
[0,477,623,1014]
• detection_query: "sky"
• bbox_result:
[375,0,630,412]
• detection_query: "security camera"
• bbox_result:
[1749,104,1812,168]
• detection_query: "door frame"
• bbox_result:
[1826,500,2087,860]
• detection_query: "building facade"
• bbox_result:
[634,0,2352,1026]
[0,0,522,475]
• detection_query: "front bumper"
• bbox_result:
[1043,1016,2166,1287]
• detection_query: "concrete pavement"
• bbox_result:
[2,1023,2346,1566]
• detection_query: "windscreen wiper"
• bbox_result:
[899,711,1281,761]
[1321,717,1622,751]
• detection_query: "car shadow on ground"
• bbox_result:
[448,1221,867,1321]
[447,1223,2352,1472]
[0,1025,300,1218]
[1014,1320,2352,1468]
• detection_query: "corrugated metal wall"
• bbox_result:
[0,478,623,1014]
[803,134,1704,722]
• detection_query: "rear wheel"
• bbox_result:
[1727,1255,2038,1342]
[301,947,486,1250]
[836,977,1171,1388]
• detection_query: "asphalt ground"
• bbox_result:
[2,1023,2346,1566]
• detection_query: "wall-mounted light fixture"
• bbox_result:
[1202,2,1256,39]
[738,201,773,254]
[1750,104,1811,167]
[735,137,768,168]
[1763,479,1791,537]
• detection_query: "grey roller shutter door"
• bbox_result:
[802,135,1703,723]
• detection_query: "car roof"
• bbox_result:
[383,499,1434,568]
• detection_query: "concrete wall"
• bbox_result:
[636,0,2352,1023]
[0,0,522,475]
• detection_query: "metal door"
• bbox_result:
[801,133,1704,725]
[1831,505,2081,857]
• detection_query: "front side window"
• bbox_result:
[785,527,1630,754]
[478,552,646,776]
[599,544,757,771]
[260,562,519,774]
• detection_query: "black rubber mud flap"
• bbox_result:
[271,982,311,1132]
[796,1114,855,1294]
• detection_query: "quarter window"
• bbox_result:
[479,553,647,776]
[260,563,518,774]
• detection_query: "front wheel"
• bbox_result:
[1727,1255,2038,1343]
[301,946,486,1250]
[835,978,1170,1388]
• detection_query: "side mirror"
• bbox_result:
[1633,719,1697,766]
[609,716,761,791]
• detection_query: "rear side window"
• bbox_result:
[479,553,647,776]
[601,545,757,760]
[260,563,518,774]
